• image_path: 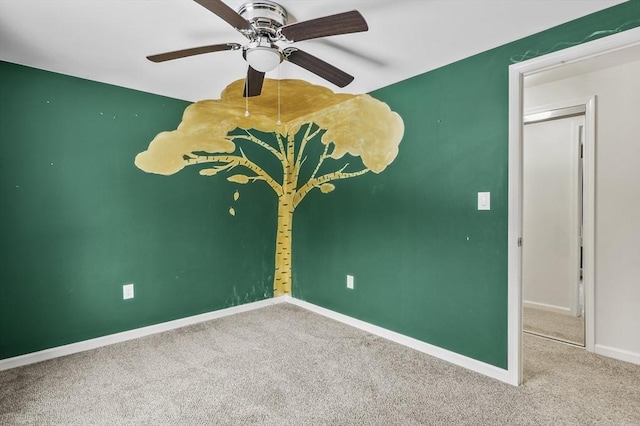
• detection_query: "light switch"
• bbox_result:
[123,283,134,300]
[346,275,354,289]
[478,192,490,210]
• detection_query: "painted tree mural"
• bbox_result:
[135,79,403,296]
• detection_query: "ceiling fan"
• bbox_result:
[146,0,368,97]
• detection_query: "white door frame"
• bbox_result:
[507,27,640,386]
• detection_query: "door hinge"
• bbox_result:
[518,237,522,247]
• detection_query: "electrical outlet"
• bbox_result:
[346,275,354,289]
[123,283,134,300]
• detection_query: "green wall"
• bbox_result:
[293,2,640,368]
[0,63,276,359]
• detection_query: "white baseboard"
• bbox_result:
[1,294,513,385]
[0,297,286,372]
[595,344,640,365]
[287,298,511,384]
[523,300,572,315]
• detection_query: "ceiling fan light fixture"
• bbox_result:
[245,45,282,72]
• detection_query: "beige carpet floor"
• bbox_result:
[524,305,585,345]
[1,303,639,425]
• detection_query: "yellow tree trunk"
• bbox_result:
[273,189,294,296]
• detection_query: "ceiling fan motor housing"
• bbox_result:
[238,1,288,41]
[239,1,288,72]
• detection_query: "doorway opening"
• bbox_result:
[507,27,640,386]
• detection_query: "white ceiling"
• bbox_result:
[0,0,626,102]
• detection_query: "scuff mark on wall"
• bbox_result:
[510,20,640,63]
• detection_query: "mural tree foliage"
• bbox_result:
[135,79,404,296]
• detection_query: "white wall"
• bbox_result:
[525,57,640,364]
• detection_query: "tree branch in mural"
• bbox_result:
[135,79,403,296]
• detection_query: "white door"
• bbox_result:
[522,113,585,344]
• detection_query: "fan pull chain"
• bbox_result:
[277,65,281,126]
[244,63,250,117]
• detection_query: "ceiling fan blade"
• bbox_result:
[147,43,240,62]
[193,0,253,32]
[279,10,368,42]
[243,66,265,97]
[284,48,354,88]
